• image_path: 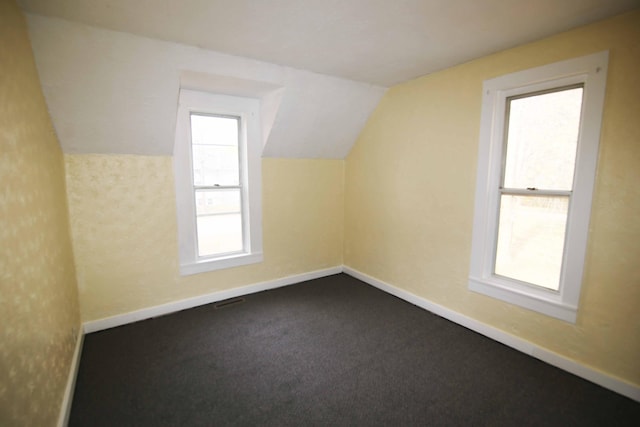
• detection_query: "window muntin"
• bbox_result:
[468,51,608,322]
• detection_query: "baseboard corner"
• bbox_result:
[57,326,84,427]
[83,266,344,333]
[342,264,640,403]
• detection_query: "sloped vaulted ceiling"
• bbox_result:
[21,0,639,158]
[25,15,386,158]
[18,0,640,86]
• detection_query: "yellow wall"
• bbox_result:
[3,3,637,420]
[345,10,640,386]
[64,155,344,322]
[0,1,81,425]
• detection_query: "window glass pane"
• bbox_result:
[197,215,243,257]
[495,195,568,290]
[195,189,243,256]
[192,145,239,186]
[194,189,241,215]
[190,114,239,186]
[503,87,583,191]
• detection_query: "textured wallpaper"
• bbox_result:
[64,155,344,322]
[345,10,640,385]
[0,1,81,425]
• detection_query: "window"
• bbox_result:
[174,90,263,275]
[468,52,608,322]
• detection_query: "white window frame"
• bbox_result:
[468,51,608,323]
[174,89,263,275]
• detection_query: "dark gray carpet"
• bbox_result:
[69,274,640,426]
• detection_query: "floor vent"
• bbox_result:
[214,297,245,309]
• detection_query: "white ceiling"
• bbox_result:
[25,14,386,157]
[18,0,639,159]
[17,0,640,86]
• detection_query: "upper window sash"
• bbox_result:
[190,112,242,188]
[500,84,584,193]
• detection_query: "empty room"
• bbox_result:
[1,0,639,425]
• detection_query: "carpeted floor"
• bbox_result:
[69,274,640,426]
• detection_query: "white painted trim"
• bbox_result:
[174,90,263,276]
[180,252,264,276]
[469,51,609,322]
[57,327,84,427]
[79,264,639,402]
[83,266,342,333]
[469,277,577,323]
[343,265,640,402]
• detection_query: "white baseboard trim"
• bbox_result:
[343,265,640,402]
[83,266,342,333]
[57,327,84,427]
[78,264,639,402]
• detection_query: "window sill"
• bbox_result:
[180,252,263,276]
[469,276,577,323]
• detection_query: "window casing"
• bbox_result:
[174,90,263,275]
[468,52,608,322]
